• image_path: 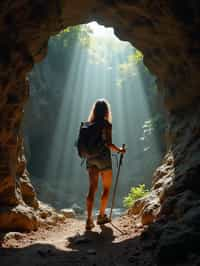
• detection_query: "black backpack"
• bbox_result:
[76,121,104,158]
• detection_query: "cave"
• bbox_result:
[0,0,200,264]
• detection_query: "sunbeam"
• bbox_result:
[23,22,165,213]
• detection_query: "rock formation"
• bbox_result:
[0,0,200,262]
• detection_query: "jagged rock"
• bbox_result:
[37,201,56,219]
[60,208,76,218]
[141,204,159,226]
[37,201,66,226]
[19,175,38,209]
[0,205,38,232]
[44,213,65,226]
[129,192,161,225]
[56,213,66,222]
[156,225,200,265]
[128,198,146,216]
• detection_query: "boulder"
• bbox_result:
[19,175,39,209]
[37,201,67,226]
[0,204,38,232]
[128,192,161,225]
[128,198,146,215]
[60,208,76,218]
[37,201,56,219]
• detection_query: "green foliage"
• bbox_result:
[127,50,143,64]
[50,25,91,49]
[117,49,147,88]
[118,50,143,77]
[123,184,150,208]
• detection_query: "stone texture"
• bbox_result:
[60,208,76,218]
[36,201,67,226]
[0,204,38,232]
[137,105,200,264]
[16,135,38,208]
[129,192,161,225]
[18,175,38,209]
[0,3,199,263]
[37,201,56,219]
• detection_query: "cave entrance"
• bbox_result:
[23,22,166,215]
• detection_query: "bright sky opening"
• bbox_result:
[88,21,115,38]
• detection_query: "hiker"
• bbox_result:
[85,99,126,230]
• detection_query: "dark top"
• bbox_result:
[86,119,112,170]
[100,119,112,147]
[91,119,112,156]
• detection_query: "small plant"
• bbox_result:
[123,184,150,208]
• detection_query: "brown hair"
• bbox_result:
[88,98,112,123]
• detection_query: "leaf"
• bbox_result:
[123,184,149,208]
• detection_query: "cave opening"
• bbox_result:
[0,2,199,264]
[22,21,166,215]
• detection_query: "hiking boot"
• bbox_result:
[85,218,95,230]
[97,214,111,225]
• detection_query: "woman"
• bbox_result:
[86,98,126,230]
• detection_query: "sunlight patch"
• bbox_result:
[87,21,115,38]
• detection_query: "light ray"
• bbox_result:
[25,21,165,210]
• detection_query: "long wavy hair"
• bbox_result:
[88,99,112,123]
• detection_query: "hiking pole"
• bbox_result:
[109,144,126,221]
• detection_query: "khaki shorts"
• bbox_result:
[86,150,112,171]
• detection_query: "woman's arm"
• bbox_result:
[104,124,126,153]
[107,143,126,153]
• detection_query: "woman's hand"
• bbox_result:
[109,143,126,154]
[119,147,126,154]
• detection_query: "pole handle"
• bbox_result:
[119,144,126,165]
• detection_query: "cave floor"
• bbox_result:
[0,215,152,266]
[0,215,196,266]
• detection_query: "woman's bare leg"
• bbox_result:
[99,169,112,217]
[86,167,99,220]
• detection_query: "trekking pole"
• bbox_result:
[109,144,126,221]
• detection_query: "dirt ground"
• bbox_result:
[0,215,155,266]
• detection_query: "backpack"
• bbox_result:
[76,121,104,158]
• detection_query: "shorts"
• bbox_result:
[86,150,112,171]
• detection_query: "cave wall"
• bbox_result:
[0,0,200,232]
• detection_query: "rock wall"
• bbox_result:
[0,0,199,238]
[129,105,200,264]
